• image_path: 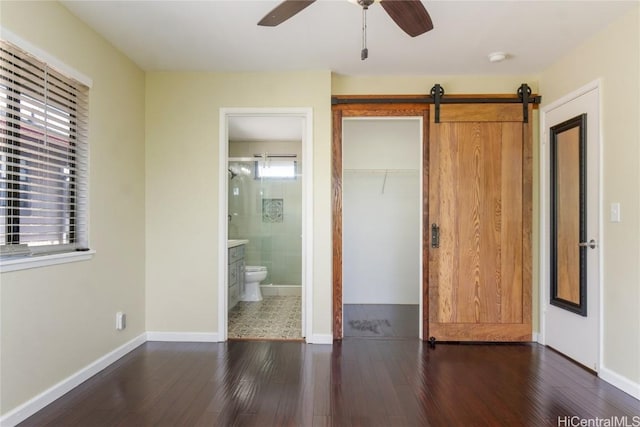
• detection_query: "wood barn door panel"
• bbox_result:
[501,123,524,323]
[428,323,532,342]
[439,104,524,123]
[428,104,531,342]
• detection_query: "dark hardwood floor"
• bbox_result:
[19,340,639,426]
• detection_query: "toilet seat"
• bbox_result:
[246,266,267,272]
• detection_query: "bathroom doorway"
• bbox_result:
[218,109,313,342]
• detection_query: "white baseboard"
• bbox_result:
[146,331,219,342]
[599,366,640,400]
[306,334,333,344]
[0,333,146,427]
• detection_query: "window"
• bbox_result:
[0,40,89,257]
[254,155,297,179]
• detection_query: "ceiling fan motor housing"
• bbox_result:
[357,0,375,8]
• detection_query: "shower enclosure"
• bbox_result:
[228,153,302,291]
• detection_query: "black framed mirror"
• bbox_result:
[550,114,588,316]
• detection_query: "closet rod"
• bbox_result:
[342,168,419,173]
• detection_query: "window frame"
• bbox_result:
[0,31,94,272]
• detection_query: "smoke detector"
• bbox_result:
[488,52,507,63]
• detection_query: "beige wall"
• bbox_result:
[0,1,146,415]
[145,71,332,334]
[540,6,640,384]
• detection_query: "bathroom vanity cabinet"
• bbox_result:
[228,244,245,310]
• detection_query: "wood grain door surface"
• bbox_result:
[428,104,532,341]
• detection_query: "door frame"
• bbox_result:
[539,79,603,370]
[332,90,538,341]
[332,100,430,340]
[218,107,314,342]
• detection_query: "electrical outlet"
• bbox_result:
[116,312,126,330]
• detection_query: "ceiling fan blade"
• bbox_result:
[380,0,434,37]
[258,0,316,27]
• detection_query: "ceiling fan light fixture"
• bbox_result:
[488,52,508,63]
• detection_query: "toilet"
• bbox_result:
[243,266,267,301]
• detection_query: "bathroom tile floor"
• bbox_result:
[228,295,302,340]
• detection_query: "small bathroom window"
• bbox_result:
[254,157,297,179]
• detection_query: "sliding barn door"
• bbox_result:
[428,104,532,341]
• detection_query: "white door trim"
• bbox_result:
[218,107,314,342]
[539,79,603,372]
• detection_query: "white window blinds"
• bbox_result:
[0,40,89,253]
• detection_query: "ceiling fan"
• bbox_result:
[258,0,434,60]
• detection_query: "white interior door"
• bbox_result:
[542,84,600,371]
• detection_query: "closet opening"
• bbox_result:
[332,101,429,340]
[341,118,423,339]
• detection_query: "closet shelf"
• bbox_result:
[342,168,419,174]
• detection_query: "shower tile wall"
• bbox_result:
[229,141,302,286]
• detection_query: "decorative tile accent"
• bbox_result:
[228,296,301,340]
[262,198,283,223]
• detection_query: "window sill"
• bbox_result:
[0,250,96,273]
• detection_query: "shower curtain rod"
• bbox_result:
[228,157,255,162]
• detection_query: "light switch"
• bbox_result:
[610,202,621,223]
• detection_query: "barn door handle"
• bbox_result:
[431,224,440,248]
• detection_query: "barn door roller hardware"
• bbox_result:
[430,83,540,124]
[331,83,541,123]
[518,83,532,123]
[431,84,444,123]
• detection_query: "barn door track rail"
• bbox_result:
[331,83,541,123]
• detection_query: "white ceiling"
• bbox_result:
[61,0,638,76]
[59,0,637,141]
